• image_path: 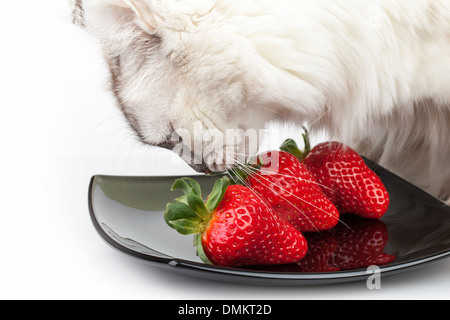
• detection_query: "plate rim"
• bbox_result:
[88,174,450,285]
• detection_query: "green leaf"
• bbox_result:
[280,127,313,161]
[227,161,263,186]
[171,178,210,221]
[227,166,248,185]
[194,234,212,265]
[171,178,195,196]
[205,177,230,212]
[183,178,202,198]
[174,195,189,205]
[164,201,203,223]
[280,138,306,161]
[163,177,228,248]
[301,126,311,156]
[167,219,203,235]
[185,192,210,221]
[171,177,202,198]
[164,201,209,235]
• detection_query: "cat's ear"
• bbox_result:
[84,0,158,35]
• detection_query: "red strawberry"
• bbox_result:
[243,150,340,232]
[281,130,390,219]
[164,177,308,267]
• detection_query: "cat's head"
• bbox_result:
[76,0,322,172]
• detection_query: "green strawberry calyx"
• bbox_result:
[280,127,311,161]
[226,160,264,186]
[163,177,230,264]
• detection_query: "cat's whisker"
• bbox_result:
[251,166,335,192]
[229,150,336,192]
[228,165,286,234]
[234,160,351,230]
[232,158,335,192]
[227,166,274,215]
[233,161,321,232]
[307,104,337,129]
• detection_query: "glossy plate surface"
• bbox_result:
[88,159,450,285]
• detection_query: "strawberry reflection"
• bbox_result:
[245,216,396,272]
[295,232,340,272]
[297,216,396,272]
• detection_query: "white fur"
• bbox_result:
[79,0,450,204]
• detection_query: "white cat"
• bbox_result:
[73,0,450,204]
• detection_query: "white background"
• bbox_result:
[1,0,450,300]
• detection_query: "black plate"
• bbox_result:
[88,159,450,285]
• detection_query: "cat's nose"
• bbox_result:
[156,133,182,150]
[189,162,212,174]
[157,140,179,150]
[156,138,212,174]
